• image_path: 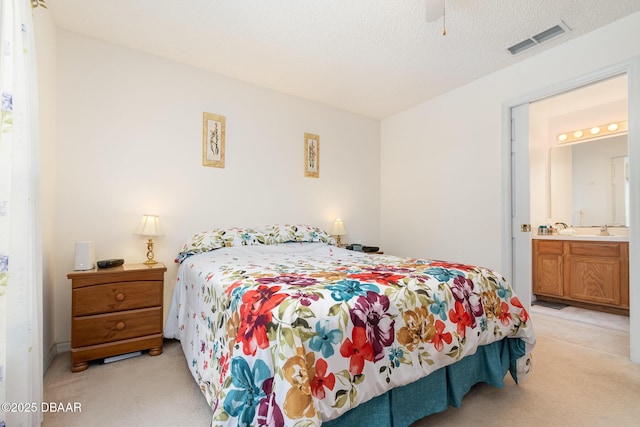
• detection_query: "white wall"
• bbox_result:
[52,31,380,345]
[381,12,640,272]
[33,7,57,369]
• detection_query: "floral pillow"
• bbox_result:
[176,224,336,263]
[175,227,264,263]
[262,224,336,245]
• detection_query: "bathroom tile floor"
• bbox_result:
[531,303,629,332]
[530,303,630,358]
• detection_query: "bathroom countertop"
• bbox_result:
[532,234,629,242]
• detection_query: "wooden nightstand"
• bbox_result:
[67,263,166,372]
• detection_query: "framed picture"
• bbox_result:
[203,112,226,168]
[304,133,320,178]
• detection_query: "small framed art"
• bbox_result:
[304,133,320,178]
[203,112,225,168]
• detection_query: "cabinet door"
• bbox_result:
[532,240,564,297]
[567,256,621,306]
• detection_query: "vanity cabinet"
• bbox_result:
[532,240,564,297]
[532,239,629,315]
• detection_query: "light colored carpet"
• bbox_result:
[43,309,640,427]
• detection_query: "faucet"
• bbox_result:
[599,225,610,236]
[554,222,568,230]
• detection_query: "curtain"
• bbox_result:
[0,0,43,426]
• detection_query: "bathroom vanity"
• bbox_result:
[532,236,629,315]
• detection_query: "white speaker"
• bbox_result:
[74,241,95,271]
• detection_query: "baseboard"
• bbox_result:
[56,341,71,354]
[43,341,70,374]
[44,343,57,373]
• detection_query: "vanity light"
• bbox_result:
[557,120,627,144]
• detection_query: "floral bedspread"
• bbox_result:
[165,238,535,427]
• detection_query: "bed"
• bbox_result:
[164,224,535,427]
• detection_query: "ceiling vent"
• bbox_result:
[507,21,570,55]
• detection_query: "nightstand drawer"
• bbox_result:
[73,281,162,316]
[72,307,162,347]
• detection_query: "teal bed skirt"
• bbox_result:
[324,338,527,427]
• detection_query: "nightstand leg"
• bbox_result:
[149,346,163,356]
[72,361,89,373]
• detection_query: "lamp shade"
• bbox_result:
[133,215,164,237]
[330,218,346,236]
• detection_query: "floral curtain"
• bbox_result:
[0,0,43,426]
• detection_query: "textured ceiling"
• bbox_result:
[48,0,640,119]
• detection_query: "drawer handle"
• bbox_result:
[115,293,126,302]
[115,322,126,330]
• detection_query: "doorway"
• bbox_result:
[504,60,640,363]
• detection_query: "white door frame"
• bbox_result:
[509,103,532,311]
[501,57,640,363]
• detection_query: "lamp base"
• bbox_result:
[143,238,158,266]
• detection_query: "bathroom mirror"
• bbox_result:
[549,134,628,226]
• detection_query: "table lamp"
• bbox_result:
[133,214,164,265]
[330,218,347,246]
